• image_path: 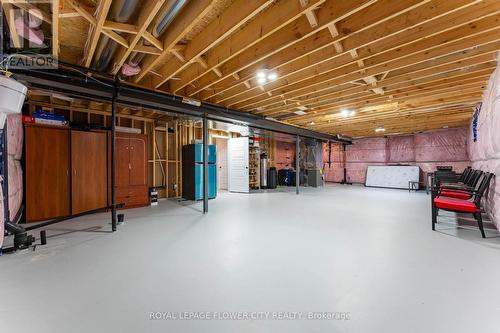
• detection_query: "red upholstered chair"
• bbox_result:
[431,173,494,238]
[437,171,485,200]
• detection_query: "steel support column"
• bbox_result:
[111,81,118,231]
[203,115,209,213]
[296,135,300,195]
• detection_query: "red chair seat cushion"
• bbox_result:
[434,198,480,213]
[439,190,472,200]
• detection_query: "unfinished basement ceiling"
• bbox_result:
[23,0,500,137]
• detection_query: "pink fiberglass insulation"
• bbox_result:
[7,114,23,160]
[468,52,500,229]
[1,115,23,234]
[346,137,386,163]
[322,143,343,182]
[275,140,296,169]
[415,128,469,162]
[14,16,44,46]
[387,135,415,163]
[122,62,141,76]
[8,158,23,221]
[0,182,3,249]
[323,129,470,184]
[344,138,386,183]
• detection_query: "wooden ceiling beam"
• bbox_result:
[302,91,483,129]
[5,0,52,24]
[268,55,496,117]
[102,29,129,48]
[237,22,500,112]
[262,45,499,115]
[210,0,480,105]
[171,0,376,94]
[52,0,59,57]
[292,82,486,125]
[103,21,138,34]
[2,3,22,48]
[134,45,163,56]
[310,106,477,132]
[316,111,474,131]
[143,31,163,51]
[206,0,474,104]
[111,0,166,75]
[133,0,217,83]
[149,0,275,88]
[313,108,474,130]
[284,65,494,121]
[229,2,497,109]
[65,0,96,25]
[83,0,113,68]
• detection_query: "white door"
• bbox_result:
[215,138,228,190]
[228,137,249,193]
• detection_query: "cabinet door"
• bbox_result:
[71,131,107,214]
[115,136,130,187]
[129,136,147,186]
[26,126,70,222]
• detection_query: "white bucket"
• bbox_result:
[0,76,27,129]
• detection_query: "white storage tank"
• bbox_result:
[0,76,27,129]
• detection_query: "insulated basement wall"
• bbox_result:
[275,140,296,169]
[0,114,24,224]
[468,53,500,229]
[322,143,343,182]
[324,128,470,184]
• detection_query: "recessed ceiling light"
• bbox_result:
[267,72,278,81]
[375,127,386,133]
[294,110,307,115]
[309,121,315,125]
[255,69,278,85]
[443,125,449,129]
[256,70,267,79]
[340,108,356,117]
[297,105,308,111]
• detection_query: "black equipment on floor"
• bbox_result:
[267,167,277,189]
[278,169,296,186]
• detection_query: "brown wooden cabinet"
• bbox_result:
[71,131,107,215]
[25,125,109,222]
[115,133,149,208]
[26,125,71,222]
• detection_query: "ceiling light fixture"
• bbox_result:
[309,121,315,125]
[256,69,278,85]
[375,127,386,133]
[340,108,356,117]
[256,77,267,85]
[294,110,307,115]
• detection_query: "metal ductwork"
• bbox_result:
[90,0,142,71]
[127,0,188,72]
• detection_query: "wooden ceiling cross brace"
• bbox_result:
[111,0,166,75]
[83,0,113,68]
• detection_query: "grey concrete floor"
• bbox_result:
[1,184,500,333]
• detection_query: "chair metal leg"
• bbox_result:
[431,203,437,231]
[431,190,437,231]
[475,213,486,238]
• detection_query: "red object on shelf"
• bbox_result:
[22,115,35,124]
